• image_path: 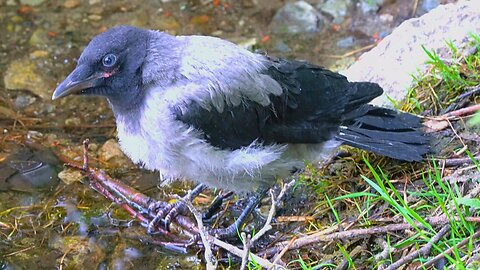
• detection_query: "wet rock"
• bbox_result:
[63,0,80,9]
[14,94,36,110]
[317,0,352,23]
[351,11,394,37]
[51,236,105,269]
[343,0,480,108]
[58,169,83,185]
[99,139,123,161]
[151,16,181,33]
[29,28,49,47]
[242,0,256,8]
[27,130,43,141]
[64,117,81,126]
[191,15,210,25]
[88,14,102,21]
[109,241,143,270]
[336,36,355,48]
[274,39,292,53]
[11,15,23,23]
[88,5,104,14]
[98,139,132,168]
[19,0,46,6]
[30,50,49,58]
[419,0,441,14]
[0,147,59,192]
[4,57,54,100]
[358,0,383,14]
[88,143,99,152]
[270,1,324,34]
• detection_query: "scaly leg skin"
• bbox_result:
[202,191,234,221]
[209,191,266,239]
[147,183,206,233]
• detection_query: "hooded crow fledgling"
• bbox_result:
[52,26,429,235]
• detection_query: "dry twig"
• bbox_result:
[443,155,480,167]
[212,237,284,269]
[423,229,480,268]
[251,190,276,243]
[239,232,251,270]
[383,225,450,270]
[261,216,480,257]
[374,238,394,270]
[175,194,217,270]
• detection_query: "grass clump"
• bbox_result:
[288,34,480,269]
[404,33,480,115]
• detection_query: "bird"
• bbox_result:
[52,25,429,236]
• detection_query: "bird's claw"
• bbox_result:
[147,184,207,234]
[146,200,188,233]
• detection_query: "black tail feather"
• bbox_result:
[336,106,429,162]
[345,82,383,110]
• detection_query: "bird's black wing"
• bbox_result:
[173,59,383,150]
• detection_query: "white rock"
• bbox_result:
[342,0,480,107]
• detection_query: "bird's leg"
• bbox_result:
[147,183,206,233]
[202,191,234,221]
[209,191,265,239]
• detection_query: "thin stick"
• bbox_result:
[443,104,480,118]
[4,246,36,257]
[261,216,480,256]
[269,236,297,269]
[251,190,276,243]
[443,155,480,167]
[446,118,467,156]
[412,0,419,16]
[443,85,480,113]
[212,237,284,269]
[277,179,296,203]
[239,232,251,270]
[383,225,450,270]
[423,229,480,268]
[318,43,377,59]
[374,238,393,270]
[175,194,217,270]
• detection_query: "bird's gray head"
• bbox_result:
[52,26,150,109]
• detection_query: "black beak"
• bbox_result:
[52,65,104,100]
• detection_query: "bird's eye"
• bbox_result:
[102,53,117,67]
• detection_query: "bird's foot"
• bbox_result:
[208,193,263,239]
[147,183,206,233]
[201,191,234,222]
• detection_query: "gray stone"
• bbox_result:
[19,0,46,6]
[274,40,292,53]
[421,0,441,13]
[336,36,355,48]
[29,28,49,47]
[14,94,36,110]
[358,0,384,14]
[64,117,81,127]
[342,0,480,108]
[270,1,324,34]
[351,11,394,37]
[317,0,352,23]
